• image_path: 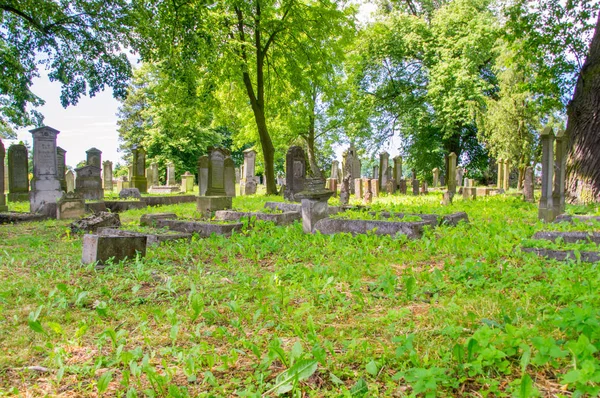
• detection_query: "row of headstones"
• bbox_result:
[538,127,568,222]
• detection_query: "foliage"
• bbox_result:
[0,0,132,137]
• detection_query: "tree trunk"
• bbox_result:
[566,11,600,203]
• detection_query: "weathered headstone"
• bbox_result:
[181,171,194,192]
[363,178,372,205]
[131,146,148,193]
[296,178,333,234]
[456,167,464,188]
[166,162,176,186]
[371,179,379,197]
[75,147,103,200]
[240,149,258,195]
[399,179,407,194]
[150,162,159,186]
[432,168,439,187]
[7,143,29,202]
[82,234,147,265]
[235,168,240,184]
[523,166,534,202]
[503,159,510,190]
[326,178,337,197]
[354,178,363,199]
[0,140,6,211]
[372,165,379,180]
[145,167,152,183]
[56,147,67,192]
[119,188,142,199]
[393,156,403,188]
[56,192,86,219]
[87,148,102,168]
[197,147,233,212]
[66,170,75,193]
[497,158,504,189]
[331,160,341,182]
[553,130,568,215]
[379,152,390,190]
[412,179,419,196]
[386,179,395,194]
[538,127,555,222]
[30,126,62,215]
[447,152,457,195]
[343,144,361,194]
[197,155,208,196]
[103,161,113,191]
[340,175,350,205]
[284,146,307,202]
[224,157,236,197]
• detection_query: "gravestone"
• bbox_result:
[120,188,142,199]
[331,160,341,182]
[432,168,439,187]
[284,146,307,202]
[386,179,395,194]
[82,234,147,265]
[150,162,159,186]
[523,166,534,202]
[393,156,402,188]
[235,168,240,183]
[56,147,67,192]
[497,158,504,189]
[412,179,419,196]
[166,162,176,186]
[128,165,133,181]
[7,143,29,202]
[372,165,379,180]
[326,178,337,197]
[553,130,568,215]
[224,157,236,197]
[447,152,457,195]
[29,126,63,215]
[0,140,6,211]
[456,167,464,188]
[354,178,363,199]
[197,147,233,212]
[296,178,334,234]
[339,175,350,205]
[131,146,148,193]
[379,152,390,190]
[66,170,75,192]
[363,178,372,205]
[75,147,103,200]
[181,171,194,192]
[56,192,86,219]
[145,167,152,183]
[371,179,379,197]
[503,160,510,190]
[103,161,113,191]
[398,179,407,194]
[241,149,258,195]
[538,127,555,222]
[343,144,361,194]
[197,155,208,196]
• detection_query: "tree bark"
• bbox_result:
[566,11,600,203]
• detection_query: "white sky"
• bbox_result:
[9,2,383,169]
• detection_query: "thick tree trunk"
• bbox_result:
[566,12,600,203]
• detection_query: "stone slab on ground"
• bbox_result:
[140,213,178,227]
[367,211,438,225]
[148,186,181,194]
[145,195,196,206]
[521,247,600,263]
[440,212,470,226]
[0,212,46,224]
[554,214,600,224]
[86,202,107,213]
[264,201,344,215]
[532,231,600,244]
[313,218,429,239]
[82,234,146,265]
[70,212,121,233]
[196,196,232,212]
[104,201,147,212]
[155,219,242,238]
[97,228,191,247]
[119,188,142,199]
[214,210,300,225]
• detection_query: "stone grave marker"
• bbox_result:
[103,161,113,191]
[538,127,555,222]
[241,149,258,195]
[497,158,504,189]
[553,130,568,215]
[7,143,29,202]
[30,126,62,215]
[379,152,389,190]
[57,146,67,192]
[150,162,159,186]
[57,192,86,219]
[523,166,534,202]
[197,147,233,212]
[432,167,439,187]
[371,179,379,197]
[393,156,402,189]
[224,157,236,197]
[66,170,75,192]
[181,171,194,192]
[131,146,148,193]
[197,155,208,196]
[0,140,6,211]
[75,147,103,200]
[166,162,176,186]
[354,178,363,199]
[284,146,307,202]
[343,144,361,194]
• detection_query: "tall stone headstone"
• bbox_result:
[553,130,568,215]
[503,160,510,190]
[497,158,504,189]
[103,161,113,191]
[393,156,402,188]
[326,178,337,197]
[331,160,340,182]
[66,170,75,193]
[343,144,361,194]
[456,167,464,188]
[362,178,372,205]
[131,146,148,193]
[371,179,379,197]
[181,171,194,192]
[354,178,363,199]
[197,155,208,196]
[56,147,67,192]
[538,127,555,222]
[523,166,534,202]
[75,165,103,201]
[447,152,457,195]
[7,143,29,202]
[412,179,419,196]
[432,168,439,188]
[86,148,102,168]
[197,147,233,212]
[150,162,159,186]
[29,126,62,215]
[284,146,307,202]
[166,162,176,186]
[372,165,379,180]
[241,149,258,195]
[378,152,390,190]
[224,157,236,197]
[0,140,6,211]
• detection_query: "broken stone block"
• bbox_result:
[81,234,147,265]
[119,188,142,199]
[70,212,120,233]
[56,192,86,220]
[140,213,178,227]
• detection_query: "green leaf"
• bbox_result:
[28,320,46,335]
[350,378,368,397]
[330,372,344,385]
[366,360,379,376]
[263,359,318,396]
[519,373,535,398]
[97,371,113,394]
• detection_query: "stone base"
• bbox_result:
[30,188,63,214]
[148,185,180,194]
[8,192,29,202]
[196,196,232,212]
[82,234,147,265]
[130,176,148,194]
[155,219,242,237]
[57,198,86,219]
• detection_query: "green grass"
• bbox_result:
[1,193,600,396]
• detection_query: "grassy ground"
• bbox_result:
[0,193,599,397]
